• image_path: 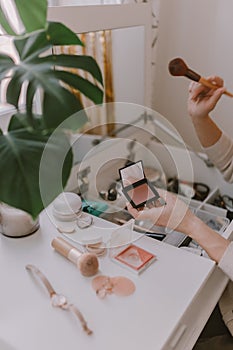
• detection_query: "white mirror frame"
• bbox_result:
[47,3,152,108]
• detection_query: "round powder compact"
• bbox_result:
[92,275,114,298]
[52,192,82,234]
[92,275,135,298]
[111,276,136,296]
[52,192,82,221]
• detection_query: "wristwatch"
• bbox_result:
[25,264,92,335]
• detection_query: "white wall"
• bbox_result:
[112,26,145,107]
[153,0,233,151]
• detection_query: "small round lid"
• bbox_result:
[53,192,82,216]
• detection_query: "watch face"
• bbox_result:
[51,294,68,309]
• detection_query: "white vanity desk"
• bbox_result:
[1,210,232,350]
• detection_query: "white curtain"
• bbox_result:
[49,1,122,5]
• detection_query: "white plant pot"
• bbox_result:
[0,203,39,238]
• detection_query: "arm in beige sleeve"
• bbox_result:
[204,132,233,183]
[188,78,233,182]
[218,242,233,280]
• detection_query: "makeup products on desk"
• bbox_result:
[92,275,136,298]
[111,244,157,275]
[51,238,137,299]
[52,192,93,233]
[108,220,157,274]
[51,237,99,277]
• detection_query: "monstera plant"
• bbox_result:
[0,0,103,219]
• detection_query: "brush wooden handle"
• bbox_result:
[52,237,82,261]
[51,237,99,277]
[199,77,233,98]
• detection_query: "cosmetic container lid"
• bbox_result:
[52,192,82,218]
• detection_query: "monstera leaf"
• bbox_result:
[14,0,47,33]
[0,1,104,217]
[0,0,47,35]
[0,126,73,218]
[3,21,103,130]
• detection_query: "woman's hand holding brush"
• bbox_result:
[168,57,233,98]
[168,58,229,148]
[187,76,225,120]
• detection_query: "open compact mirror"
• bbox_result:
[119,160,165,210]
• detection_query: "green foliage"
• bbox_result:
[14,0,47,32]
[0,0,104,218]
[0,0,47,35]
[0,128,73,217]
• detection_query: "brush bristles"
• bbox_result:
[168,57,187,76]
[168,57,201,82]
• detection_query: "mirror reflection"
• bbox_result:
[54,26,145,134]
[120,161,145,187]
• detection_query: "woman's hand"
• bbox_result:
[127,189,230,263]
[127,189,196,235]
[188,76,225,120]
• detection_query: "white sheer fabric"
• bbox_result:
[49,0,122,5]
[49,1,157,6]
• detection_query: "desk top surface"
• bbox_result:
[0,210,219,350]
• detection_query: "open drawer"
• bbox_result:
[66,119,233,251]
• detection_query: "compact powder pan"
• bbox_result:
[119,160,162,209]
[92,275,135,298]
[127,182,157,206]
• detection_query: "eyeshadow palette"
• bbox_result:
[119,160,162,209]
[112,244,157,274]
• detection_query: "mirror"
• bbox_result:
[119,161,145,187]
[110,26,145,107]
[48,3,152,118]
[54,25,145,113]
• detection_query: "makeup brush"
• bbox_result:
[168,57,233,98]
[51,237,99,277]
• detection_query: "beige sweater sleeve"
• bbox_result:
[218,242,233,280]
[218,244,233,336]
[204,132,233,183]
[204,133,233,278]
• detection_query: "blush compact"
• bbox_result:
[119,160,165,210]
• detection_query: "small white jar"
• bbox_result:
[52,192,93,232]
[0,204,39,238]
[52,192,82,232]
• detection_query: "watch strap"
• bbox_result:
[26,264,56,297]
[26,264,92,335]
